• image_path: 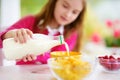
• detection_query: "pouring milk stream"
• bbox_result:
[2,34,69,60]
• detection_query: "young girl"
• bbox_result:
[0,0,86,64]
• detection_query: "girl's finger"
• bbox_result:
[17,29,25,43]
[30,54,37,60]
[21,28,28,43]
[26,54,33,61]
[26,29,33,38]
[23,56,27,62]
[14,30,18,42]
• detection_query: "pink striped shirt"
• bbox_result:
[0,15,78,65]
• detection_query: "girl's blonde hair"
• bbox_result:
[35,0,86,52]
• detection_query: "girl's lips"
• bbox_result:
[60,16,68,21]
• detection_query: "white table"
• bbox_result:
[85,65,120,80]
[1,48,120,80]
[0,65,54,80]
[0,49,3,66]
[0,64,120,80]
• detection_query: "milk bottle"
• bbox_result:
[2,34,64,60]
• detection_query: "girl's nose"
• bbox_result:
[65,11,72,18]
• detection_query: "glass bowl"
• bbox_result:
[98,55,120,73]
[48,55,94,80]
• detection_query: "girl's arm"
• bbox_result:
[16,32,78,65]
[0,15,35,48]
[2,29,17,40]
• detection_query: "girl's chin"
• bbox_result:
[57,19,69,25]
[58,22,69,26]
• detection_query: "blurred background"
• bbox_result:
[0,0,120,66]
[0,0,120,28]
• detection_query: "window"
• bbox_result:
[21,0,47,16]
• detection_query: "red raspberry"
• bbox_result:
[117,57,120,62]
[103,55,109,59]
[109,55,115,59]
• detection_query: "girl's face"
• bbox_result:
[54,0,83,26]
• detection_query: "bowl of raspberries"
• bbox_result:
[98,55,120,72]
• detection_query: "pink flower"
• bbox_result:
[106,20,113,28]
[91,33,101,43]
[113,29,120,38]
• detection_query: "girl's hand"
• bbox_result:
[14,28,33,43]
[22,54,37,62]
[3,28,33,43]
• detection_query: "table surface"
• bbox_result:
[1,49,120,80]
[0,49,4,66]
[0,65,54,80]
[0,64,120,80]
